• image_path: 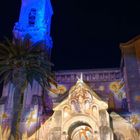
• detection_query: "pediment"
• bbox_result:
[54,78,108,113]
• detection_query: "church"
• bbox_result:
[0,0,140,139]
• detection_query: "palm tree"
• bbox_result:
[0,36,55,139]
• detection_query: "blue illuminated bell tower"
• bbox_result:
[13,0,53,54]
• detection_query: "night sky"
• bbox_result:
[1,0,140,70]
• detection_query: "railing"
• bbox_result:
[55,69,122,83]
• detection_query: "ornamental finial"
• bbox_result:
[77,73,84,83]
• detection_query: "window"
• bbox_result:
[28,8,37,26]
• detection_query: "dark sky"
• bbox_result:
[1,0,140,70]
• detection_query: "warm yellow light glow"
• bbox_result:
[130,114,140,125]
[64,111,69,118]
[0,125,11,140]
[109,82,121,93]
[135,96,140,101]
[49,84,67,94]
[1,113,8,119]
[26,108,38,128]
[99,86,105,91]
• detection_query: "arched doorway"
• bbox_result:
[68,122,94,140]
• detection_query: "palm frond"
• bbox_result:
[0,37,55,90]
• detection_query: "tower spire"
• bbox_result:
[13,0,53,54]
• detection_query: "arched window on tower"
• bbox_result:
[28,8,37,26]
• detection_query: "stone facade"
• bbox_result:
[28,78,139,140]
[29,78,113,140]
[120,36,140,113]
[0,0,140,139]
[54,69,123,111]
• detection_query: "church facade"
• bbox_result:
[0,0,140,139]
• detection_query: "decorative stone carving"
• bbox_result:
[68,76,108,115]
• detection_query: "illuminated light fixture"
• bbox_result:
[135,96,140,101]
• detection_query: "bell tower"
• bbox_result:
[13,0,53,54]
